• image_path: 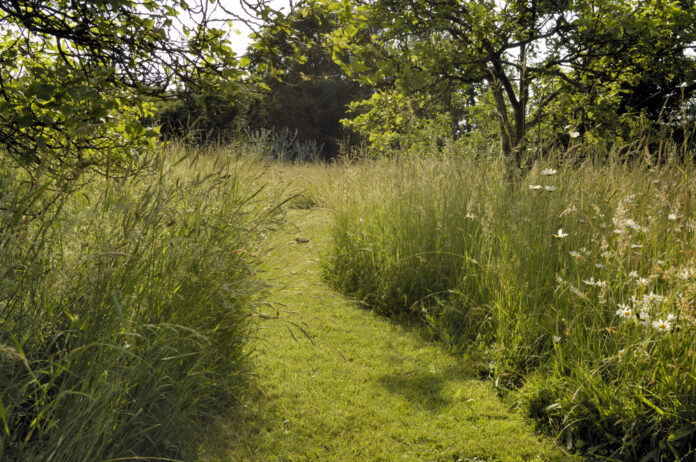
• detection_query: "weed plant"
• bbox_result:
[0,146,284,461]
[324,146,696,459]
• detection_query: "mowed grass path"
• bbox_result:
[206,208,578,462]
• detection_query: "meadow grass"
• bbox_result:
[322,148,696,460]
[0,145,285,461]
[205,206,576,461]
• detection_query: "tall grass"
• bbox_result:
[323,147,696,459]
[0,145,285,460]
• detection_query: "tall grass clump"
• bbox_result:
[324,146,696,459]
[0,146,284,461]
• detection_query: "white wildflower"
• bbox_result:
[668,213,678,221]
[553,335,562,343]
[583,277,606,287]
[554,228,568,238]
[652,318,672,333]
[628,270,639,278]
[544,185,558,192]
[636,277,649,288]
[678,268,694,280]
[569,286,586,299]
[529,184,543,190]
[541,168,558,176]
[644,292,665,304]
[639,311,651,324]
[616,304,632,319]
[569,130,580,139]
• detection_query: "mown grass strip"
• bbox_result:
[206,208,575,462]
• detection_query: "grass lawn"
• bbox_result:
[202,205,577,461]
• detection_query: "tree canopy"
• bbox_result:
[0,0,269,177]
[314,0,696,167]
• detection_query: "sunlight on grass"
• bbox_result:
[204,207,577,461]
[319,150,696,459]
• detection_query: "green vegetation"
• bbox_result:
[3,0,696,460]
[205,205,576,461]
[0,146,285,460]
[323,145,696,459]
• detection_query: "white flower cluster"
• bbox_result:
[615,292,676,332]
[530,167,559,193]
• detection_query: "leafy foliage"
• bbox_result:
[319,0,696,166]
[0,0,246,176]
[246,3,370,159]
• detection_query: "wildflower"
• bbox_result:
[652,318,673,332]
[628,270,639,278]
[569,286,587,299]
[554,228,568,238]
[529,184,543,190]
[639,310,651,325]
[569,250,582,258]
[616,304,632,319]
[624,219,640,232]
[541,168,558,176]
[595,263,605,269]
[465,212,476,219]
[644,292,665,304]
[583,277,606,287]
[636,277,649,288]
[569,130,580,139]
[544,185,558,192]
[553,335,562,343]
[630,244,642,249]
[678,268,694,280]
[668,213,678,221]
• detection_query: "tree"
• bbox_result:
[246,2,370,159]
[0,0,268,178]
[325,0,696,170]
